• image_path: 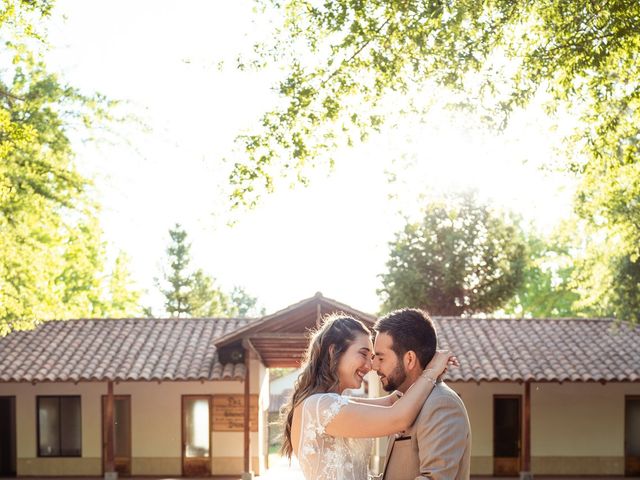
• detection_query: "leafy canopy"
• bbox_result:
[0,0,139,335]
[235,0,639,323]
[501,223,579,318]
[233,1,639,206]
[379,192,526,316]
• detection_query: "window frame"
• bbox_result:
[36,395,82,458]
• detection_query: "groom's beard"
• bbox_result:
[381,363,407,392]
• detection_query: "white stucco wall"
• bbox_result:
[451,381,640,475]
[370,379,640,476]
[0,355,268,477]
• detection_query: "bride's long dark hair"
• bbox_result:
[280,313,370,458]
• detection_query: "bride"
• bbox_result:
[281,313,456,480]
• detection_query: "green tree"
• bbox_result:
[234,1,638,207]
[235,0,639,323]
[158,225,261,318]
[568,221,640,323]
[160,224,194,317]
[502,225,579,318]
[57,211,107,317]
[0,1,130,335]
[107,251,142,318]
[379,192,526,316]
[230,286,264,317]
[189,269,233,317]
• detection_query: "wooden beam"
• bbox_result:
[243,348,251,476]
[248,333,308,340]
[251,338,307,345]
[254,345,306,351]
[262,354,305,360]
[521,381,532,479]
[242,338,264,365]
[262,350,304,356]
[105,381,115,475]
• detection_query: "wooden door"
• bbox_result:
[494,396,521,476]
[182,396,211,476]
[102,395,131,476]
[0,397,16,477]
[626,396,640,476]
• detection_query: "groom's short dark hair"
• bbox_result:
[374,308,437,369]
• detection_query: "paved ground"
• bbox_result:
[1,476,638,479]
[2,456,637,480]
[259,455,639,479]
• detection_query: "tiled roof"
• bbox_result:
[1,314,638,384]
[0,318,251,383]
[436,317,640,383]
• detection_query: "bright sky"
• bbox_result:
[43,0,577,315]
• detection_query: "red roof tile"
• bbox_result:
[1,315,638,384]
[436,317,640,382]
[0,318,252,382]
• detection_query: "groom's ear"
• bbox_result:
[403,350,419,371]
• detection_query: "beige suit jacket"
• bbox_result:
[382,382,471,480]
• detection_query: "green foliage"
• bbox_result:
[237,0,639,323]
[160,224,194,317]
[503,218,640,323]
[107,252,143,318]
[158,225,261,318]
[269,367,295,380]
[502,224,579,318]
[0,1,138,335]
[379,192,526,316]
[236,1,639,204]
[568,222,640,324]
[57,212,107,315]
[609,256,640,324]
[0,202,143,334]
[189,269,233,317]
[230,285,264,317]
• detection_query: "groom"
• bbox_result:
[372,308,471,480]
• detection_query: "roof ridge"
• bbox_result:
[35,317,256,323]
[435,316,617,322]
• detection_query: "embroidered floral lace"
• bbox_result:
[296,393,373,480]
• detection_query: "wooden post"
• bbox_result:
[105,380,117,480]
[520,381,533,480]
[242,348,253,479]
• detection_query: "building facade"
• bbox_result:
[1,293,639,477]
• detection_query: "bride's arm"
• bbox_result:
[324,351,455,438]
[347,392,399,407]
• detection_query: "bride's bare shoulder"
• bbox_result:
[291,404,303,456]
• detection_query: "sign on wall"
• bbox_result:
[212,395,259,432]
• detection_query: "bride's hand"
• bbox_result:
[424,350,459,377]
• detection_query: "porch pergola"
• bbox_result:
[213,292,375,478]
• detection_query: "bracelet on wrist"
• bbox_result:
[420,369,437,386]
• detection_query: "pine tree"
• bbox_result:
[161,224,193,317]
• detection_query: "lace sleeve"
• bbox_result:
[297,393,350,477]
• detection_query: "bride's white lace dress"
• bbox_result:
[296,393,373,480]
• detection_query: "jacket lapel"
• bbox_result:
[382,434,396,479]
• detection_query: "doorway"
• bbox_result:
[182,396,211,476]
[494,395,521,476]
[0,396,16,477]
[626,396,640,476]
[102,395,131,476]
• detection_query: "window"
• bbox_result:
[37,396,81,457]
